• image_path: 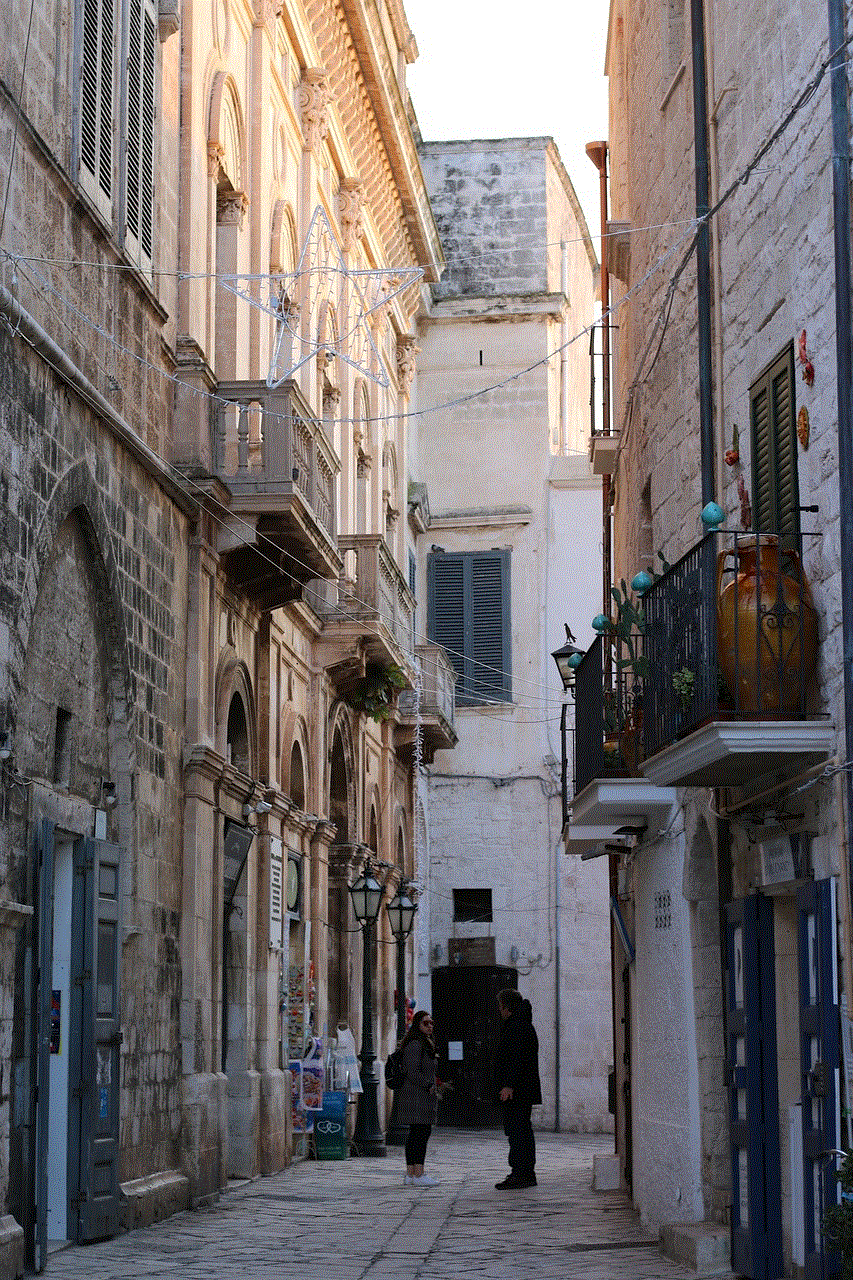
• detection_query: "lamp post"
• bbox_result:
[551,626,584,829]
[384,883,417,1145]
[348,858,387,1156]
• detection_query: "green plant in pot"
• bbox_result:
[346,661,408,723]
[672,667,695,714]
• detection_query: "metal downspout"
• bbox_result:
[827,0,853,953]
[690,0,715,506]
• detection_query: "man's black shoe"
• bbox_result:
[495,1174,537,1189]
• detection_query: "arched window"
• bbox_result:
[289,741,305,810]
[226,694,250,773]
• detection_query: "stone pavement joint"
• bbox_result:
[43,1132,702,1280]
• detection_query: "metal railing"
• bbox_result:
[573,633,644,797]
[643,532,818,759]
[211,380,338,541]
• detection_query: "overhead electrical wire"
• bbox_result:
[1,32,846,715]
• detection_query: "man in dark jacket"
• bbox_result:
[493,988,542,1188]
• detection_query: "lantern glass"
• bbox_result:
[349,871,383,924]
[386,891,416,940]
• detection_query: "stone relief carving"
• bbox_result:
[338,178,366,252]
[396,334,420,395]
[207,142,225,181]
[299,68,332,152]
[216,189,249,228]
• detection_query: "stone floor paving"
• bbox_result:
[44,1130,698,1280]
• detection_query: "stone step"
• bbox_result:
[660,1221,734,1277]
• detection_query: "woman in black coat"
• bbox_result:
[493,988,542,1188]
[397,1010,447,1187]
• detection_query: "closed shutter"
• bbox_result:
[429,554,465,692]
[124,0,156,265]
[470,551,510,703]
[80,0,115,218]
[750,345,799,547]
[428,550,511,705]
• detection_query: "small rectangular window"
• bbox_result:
[453,888,493,923]
[53,708,72,785]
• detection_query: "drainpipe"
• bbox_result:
[827,0,853,939]
[586,138,618,1164]
[690,0,715,506]
[585,141,613,615]
[561,242,570,455]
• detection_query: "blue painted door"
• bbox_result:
[798,878,841,1280]
[726,894,783,1280]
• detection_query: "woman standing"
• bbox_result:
[397,1010,445,1187]
[493,988,542,1189]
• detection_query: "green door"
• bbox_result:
[70,837,122,1242]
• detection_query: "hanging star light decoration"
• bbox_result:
[220,205,423,390]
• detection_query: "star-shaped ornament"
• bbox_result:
[220,205,423,389]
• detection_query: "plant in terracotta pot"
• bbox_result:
[347,662,408,722]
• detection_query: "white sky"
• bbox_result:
[405,1,610,244]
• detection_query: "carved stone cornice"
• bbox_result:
[396,334,420,396]
[207,142,225,181]
[216,189,249,229]
[299,68,332,152]
[339,178,366,252]
[328,844,360,880]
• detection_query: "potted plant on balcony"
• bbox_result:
[346,661,408,723]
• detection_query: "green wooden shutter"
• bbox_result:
[428,550,511,705]
[750,345,799,546]
[469,550,510,704]
[428,554,466,694]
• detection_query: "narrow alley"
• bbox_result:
[42,1133,697,1280]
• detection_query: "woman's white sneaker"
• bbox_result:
[412,1174,439,1187]
[403,1174,414,1185]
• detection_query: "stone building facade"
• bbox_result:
[412,139,613,1133]
[568,0,853,1273]
[0,0,444,1272]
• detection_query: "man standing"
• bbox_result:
[494,988,542,1189]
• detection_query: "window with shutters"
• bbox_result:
[77,0,157,269]
[749,345,800,548]
[427,549,511,706]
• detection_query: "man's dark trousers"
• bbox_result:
[503,1101,535,1176]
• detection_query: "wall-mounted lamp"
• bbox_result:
[551,624,584,696]
[100,778,117,809]
[0,732,11,761]
[243,799,273,818]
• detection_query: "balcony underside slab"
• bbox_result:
[641,720,836,788]
[589,432,620,475]
[570,779,677,830]
[562,825,626,856]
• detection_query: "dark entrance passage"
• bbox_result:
[431,965,517,1128]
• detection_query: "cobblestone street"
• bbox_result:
[43,1132,698,1280]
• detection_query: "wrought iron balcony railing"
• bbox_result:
[573,632,643,797]
[572,531,821,795]
[642,532,819,760]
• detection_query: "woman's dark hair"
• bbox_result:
[497,988,522,1014]
[401,1008,435,1052]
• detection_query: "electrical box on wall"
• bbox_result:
[448,937,496,967]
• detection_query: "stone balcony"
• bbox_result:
[315,534,417,692]
[397,644,458,762]
[211,380,341,610]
